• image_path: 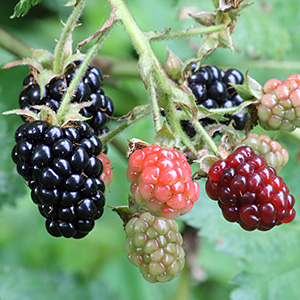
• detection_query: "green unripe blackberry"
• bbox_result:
[124,212,185,283]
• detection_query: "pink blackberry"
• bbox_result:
[125,212,185,283]
[257,74,300,131]
[205,146,296,231]
[126,146,200,219]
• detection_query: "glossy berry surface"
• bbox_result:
[205,146,296,231]
[18,61,114,134]
[238,133,289,173]
[12,120,105,239]
[183,65,247,137]
[258,74,300,131]
[125,212,185,283]
[126,145,199,219]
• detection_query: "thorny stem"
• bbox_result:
[56,22,115,123]
[148,75,162,132]
[108,0,219,155]
[53,0,87,74]
[150,24,227,42]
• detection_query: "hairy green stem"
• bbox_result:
[150,24,227,42]
[0,27,33,58]
[100,104,152,145]
[56,24,115,123]
[53,0,87,74]
[108,0,222,155]
[148,75,162,132]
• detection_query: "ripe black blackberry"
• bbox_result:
[12,120,106,239]
[19,61,114,135]
[183,65,248,137]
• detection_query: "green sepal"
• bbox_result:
[153,120,176,149]
[230,83,254,100]
[62,53,86,73]
[59,102,93,127]
[190,11,216,26]
[245,72,264,99]
[36,70,56,99]
[228,2,254,20]
[32,49,54,70]
[164,46,184,83]
[2,108,39,120]
[218,28,234,51]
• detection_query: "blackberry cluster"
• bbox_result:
[125,212,185,283]
[19,61,114,135]
[205,146,296,231]
[182,65,247,137]
[12,120,105,238]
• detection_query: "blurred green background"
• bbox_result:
[0,0,300,299]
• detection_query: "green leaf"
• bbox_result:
[10,0,41,19]
[153,120,176,148]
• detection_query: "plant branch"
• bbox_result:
[53,0,87,74]
[100,104,152,145]
[0,27,33,58]
[148,75,162,132]
[56,15,117,123]
[150,24,227,42]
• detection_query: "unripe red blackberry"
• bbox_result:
[126,146,200,219]
[238,133,289,172]
[257,74,300,131]
[12,120,106,238]
[205,146,296,231]
[19,61,114,134]
[125,212,185,283]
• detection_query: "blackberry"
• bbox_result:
[237,133,289,172]
[18,61,114,134]
[127,145,199,219]
[182,65,247,138]
[205,146,296,231]
[12,120,105,238]
[125,212,185,283]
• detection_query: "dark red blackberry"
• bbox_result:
[181,65,248,135]
[205,146,296,231]
[12,120,106,238]
[18,62,114,135]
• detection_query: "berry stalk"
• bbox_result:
[150,24,227,42]
[53,0,87,74]
[56,18,116,124]
[100,104,152,145]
